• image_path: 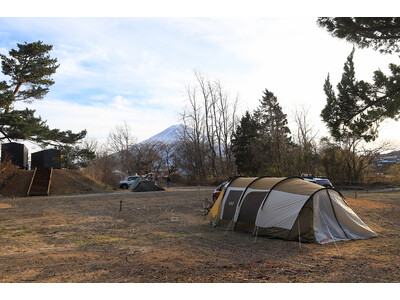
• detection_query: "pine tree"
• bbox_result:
[317,17,400,54]
[0,41,87,147]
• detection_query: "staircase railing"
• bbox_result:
[27,167,37,196]
[47,167,53,196]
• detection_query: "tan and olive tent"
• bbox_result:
[207,176,377,244]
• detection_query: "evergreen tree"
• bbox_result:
[254,89,292,176]
[317,17,400,54]
[318,18,400,137]
[59,144,96,169]
[320,50,388,182]
[321,48,379,143]
[0,41,87,147]
[231,111,262,175]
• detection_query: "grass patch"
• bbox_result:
[75,235,123,247]
[0,225,32,236]
[12,232,26,237]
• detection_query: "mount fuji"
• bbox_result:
[141,124,185,144]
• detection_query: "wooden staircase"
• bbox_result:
[27,168,53,196]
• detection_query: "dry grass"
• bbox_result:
[0,187,399,283]
[0,160,19,191]
[0,169,113,198]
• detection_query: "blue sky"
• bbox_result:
[1,8,400,152]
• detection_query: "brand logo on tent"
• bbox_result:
[322,238,332,243]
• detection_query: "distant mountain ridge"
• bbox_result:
[140,124,185,144]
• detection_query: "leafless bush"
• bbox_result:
[82,144,120,188]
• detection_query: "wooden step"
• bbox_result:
[27,168,53,196]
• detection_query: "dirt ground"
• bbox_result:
[0,187,399,283]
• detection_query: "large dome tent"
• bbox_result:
[207,176,377,244]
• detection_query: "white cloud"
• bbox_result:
[111,95,132,109]
[18,96,182,146]
[3,17,400,151]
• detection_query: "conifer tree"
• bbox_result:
[321,48,379,143]
[254,89,292,176]
[0,41,87,146]
[317,17,400,54]
[320,49,389,182]
[318,17,400,137]
[231,111,262,175]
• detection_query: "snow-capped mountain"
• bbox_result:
[141,124,185,144]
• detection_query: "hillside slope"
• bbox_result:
[0,169,113,197]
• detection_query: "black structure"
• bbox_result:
[1,142,28,169]
[31,149,61,170]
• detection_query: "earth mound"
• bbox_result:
[0,169,113,197]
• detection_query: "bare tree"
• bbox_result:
[214,80,238,175]
[107,121,137,175]
[180,82,207,181]
[133,141,161,175]
[340,138,392,183]
[292,105,319,175]
[152,141,178,176]
[319,136,393,184]
[83,143,120,187]
[179,71,239,182]
[195,70,218,176]
[82,137,99,154]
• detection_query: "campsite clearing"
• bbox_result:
[0,188,399,283]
